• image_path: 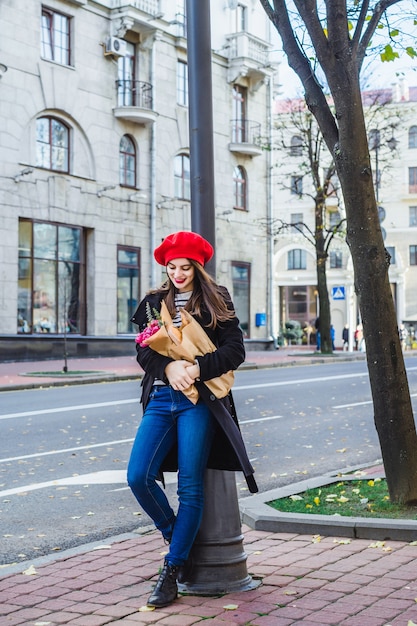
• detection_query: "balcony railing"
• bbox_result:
[226,32,270,66]
[114,80,157,124]
[229,120,262,156]
[111,0,160,12]
[116,80,153,108]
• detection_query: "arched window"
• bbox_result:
[233,165,247,210]
[36,117,69,172]
[290,135,303,156]
[119,135,136,187]
[174,153,190,199]
[409,126,417,149]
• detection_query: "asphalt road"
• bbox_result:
[1,358,417,566]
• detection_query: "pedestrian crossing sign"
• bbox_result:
[332,286,345,300]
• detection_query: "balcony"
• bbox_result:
[113,80,158,125]
[229,120,263,156]
[110,0,163,37]
[226,31,273,90]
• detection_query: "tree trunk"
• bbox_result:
[315,196,332,354]
[331,75,417,503]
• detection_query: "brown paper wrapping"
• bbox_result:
[142,301,234,404]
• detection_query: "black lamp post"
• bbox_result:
[180,0,259,595]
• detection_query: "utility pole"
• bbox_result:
[181,0,258,594]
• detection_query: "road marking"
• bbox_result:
[0,415,281,466]
[240,415,282,424]
[0,469,129,497]
[333,392,417,409]
[0,373,369,420]
[0,398,139,420]
[0,438,134,464]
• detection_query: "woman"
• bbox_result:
[127,230,256,609]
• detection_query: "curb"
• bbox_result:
[239,463,417,542]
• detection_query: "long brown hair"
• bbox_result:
[150,260,235,328]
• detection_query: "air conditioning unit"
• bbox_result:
[104,37,127,57]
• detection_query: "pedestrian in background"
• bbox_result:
[342,324,349,351]
[127,231,256,609]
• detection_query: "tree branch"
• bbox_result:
[357,0,403,68]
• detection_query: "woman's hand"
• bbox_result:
[165,360,198,391]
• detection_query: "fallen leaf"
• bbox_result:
[368,541,385,549]
[409,541,417,546]
[23,564,37,575]
[223,604,239,610]
[408,621,417,626]
[34,622,52,625]
[336,448,347,453]
[334,539,351,545]
[289,495,303,501]
[92,545,112,550]
[139,605,155,612]
[338,496,349,503]
[312,535,322,543]
[284,590,298,595]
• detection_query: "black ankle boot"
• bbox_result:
[147,560,179,608]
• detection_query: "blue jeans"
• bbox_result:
[127,385,215,566]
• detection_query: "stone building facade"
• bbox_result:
[0,0,278,357]
[272,84,417,349]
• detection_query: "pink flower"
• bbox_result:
[135,319,161,347]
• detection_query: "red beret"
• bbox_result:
[154,231,214,266]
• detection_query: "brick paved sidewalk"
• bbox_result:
[1,526,417,626]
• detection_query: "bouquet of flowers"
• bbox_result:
[138,300,234,404]
[135,302,162,347]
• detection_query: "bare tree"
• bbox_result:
[271,102,346,353]
[259,0,417,503]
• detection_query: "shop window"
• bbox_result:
[36,117,69,173]
[117,246,140,333]
[232,262,250,337]
[119,135,136,188]
[41,6,71,66]
[18,220,84,334]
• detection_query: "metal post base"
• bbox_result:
[178,469,261,595]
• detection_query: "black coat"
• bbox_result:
[130,289,258,493]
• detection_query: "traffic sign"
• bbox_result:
[332,286,345,300]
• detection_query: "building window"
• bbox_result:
[328,209,342,228]
[235,4,247,32]
[119,135,136,188]
[232,262,250,337]
[330,250,343,268]
[232,85,247,142]
[290,135,303,156]
[174,153,190,200]
[291,175,303,195]
[41,7,71,65]
[288,249,306,270]
[409,126,417,149]
[18,220,84,335]
[410,206,417,226]
[410,245,417,266]
[386,246,396,265]
[36,117,69,172]
[117,246,140,333]
[409,167,417,194]
[177,60,188,106]
[290,213,303,233]
[117,42,135,106]
[233,166,247,210]
[176,0,187,37]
